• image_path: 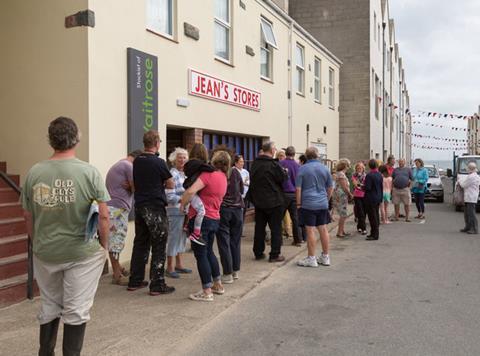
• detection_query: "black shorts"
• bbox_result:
[298,208,331,227]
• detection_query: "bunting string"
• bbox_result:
[410,110,479,121]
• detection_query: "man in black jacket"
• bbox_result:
[364,159,383,240]
[248,142,287,262]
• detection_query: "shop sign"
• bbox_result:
[188,69,261,111]
[127,48,158,152]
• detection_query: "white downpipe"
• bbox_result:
[288,20,293,146]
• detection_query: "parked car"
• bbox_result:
[424,165,444,202]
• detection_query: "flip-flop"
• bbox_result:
[166,271,180,279]
[405,219,412,222]
[175,267,192,274]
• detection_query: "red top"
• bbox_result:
[188,171,227,220]
[386,165,394,177]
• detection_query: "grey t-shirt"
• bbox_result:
[392,167,413,189]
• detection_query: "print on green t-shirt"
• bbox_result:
[21,159,110,264]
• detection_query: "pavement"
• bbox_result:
[0,207,351,356]
[173,200,480,355]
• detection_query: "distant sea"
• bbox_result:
[425,160,453,170]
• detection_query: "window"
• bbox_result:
[214,0,231,61]
[295,44,305,95]
[147,0,174,37]
[260,18,277,80]
[375,75,380,119]
[314,57,321,103]
[378,24,381,50]
[328,67,335,109]
[374,12,377,41]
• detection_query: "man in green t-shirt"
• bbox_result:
[21,117,110,356]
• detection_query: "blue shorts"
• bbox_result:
[299,208,331,227]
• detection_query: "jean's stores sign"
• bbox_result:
[189,69,261,111]
[127,48,158,152]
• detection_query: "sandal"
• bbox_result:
[112,275,129,286]
[405,219,412,222]
[121,268,130,277]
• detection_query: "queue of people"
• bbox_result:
[22,116,440,355]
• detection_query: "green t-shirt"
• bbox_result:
[21,158,110,264]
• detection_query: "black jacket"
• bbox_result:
[247,155,287,209]
[183,159,215,189]
[364,170,383,205]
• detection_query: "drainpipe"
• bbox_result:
[389,46,393,157]
[382,22,386,161]
[288,20,293,146]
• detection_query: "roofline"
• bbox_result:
[260,0,343,66]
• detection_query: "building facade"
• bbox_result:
[0,0,341,183]
[467,107,480,155]
[289,0,411,162]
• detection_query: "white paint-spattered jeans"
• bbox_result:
[33,248,106,325]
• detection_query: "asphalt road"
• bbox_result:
[173,201,480,356]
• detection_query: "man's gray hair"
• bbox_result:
[305,146,319,160]
[48,117,80,151]
[261,141,275,154]
[168,147,189,164]
[468,162,477,172]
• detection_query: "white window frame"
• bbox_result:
[375,75,380,119]
[260,18,278,49]
[214,0,232,63]
[260,17,276,80]
[314,57,321,103]
[328,67,335,109]
[374,12,377,42]
[146,0,175,39]
[295,43,305,95]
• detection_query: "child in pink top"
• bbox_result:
[379,165,393,224]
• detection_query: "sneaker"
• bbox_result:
[189,232,207,246]
[361,230,368,235]
[189,291,214,302]
[319,253,331,266]
[221,274,234,284]
[149,283,175,296]
[297,256,318,268]
[232,271,239,280]
[127,280,149,291]
[211,284,225,295]
[268,255,286,263]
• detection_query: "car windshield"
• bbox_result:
[457,158,480,174]
[426,167,438,178]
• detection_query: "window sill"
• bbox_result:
[215,57,234,68]
[314,100,321,105]
[296,92,305,98]
[146,29,178,43]
[261,76,274,84]
[329,106,335,111]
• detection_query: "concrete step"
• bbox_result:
[0,217,27,239]
[0,174,20,189]
[0,188,20,204]
[0,253,28,280]
[0,234,28,258]
[0,202,23,220]
[0,273,38,308]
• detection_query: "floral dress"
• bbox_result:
[334,171,350,218]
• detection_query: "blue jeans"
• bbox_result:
[190,217,221,289]
[414,192,425,214]
[216,207,243,275]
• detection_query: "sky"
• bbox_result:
[389,0,480,161]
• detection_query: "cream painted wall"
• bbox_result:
[87,0,340,178]
[0,0,90,181]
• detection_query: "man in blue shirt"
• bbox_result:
[295,147,333,267]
